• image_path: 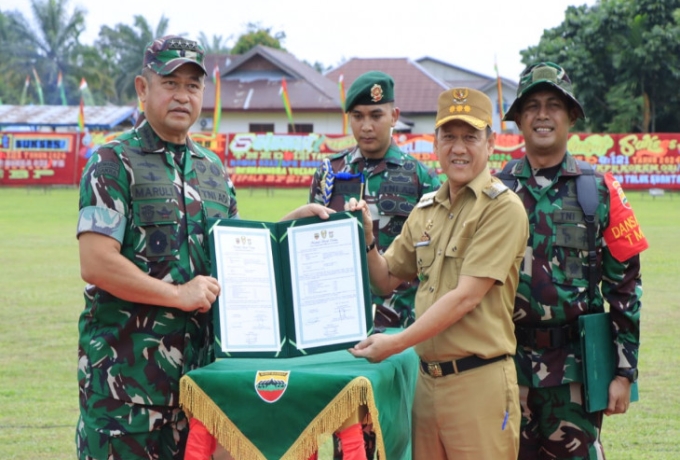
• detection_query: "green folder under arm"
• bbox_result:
[579,312,639,413]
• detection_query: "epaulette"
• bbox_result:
[483,181,509,199]
[416,190,437,208]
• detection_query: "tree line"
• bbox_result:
[0,0,294,108]
[521,0,680,133]
[2,0,679,133]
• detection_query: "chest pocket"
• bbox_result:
[438,237,472,290]
[193,157,231,219]
[126,149,182,261]
[377,171,419,217]
[130,187,181,261]
[551,207,590,286]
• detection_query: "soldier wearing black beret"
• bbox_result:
[308,71,441,460]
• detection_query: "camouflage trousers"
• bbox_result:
[75,409,188,460]
[519,383,605,460]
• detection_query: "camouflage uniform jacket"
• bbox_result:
[308,142,441,328]
[76,114,238,435]
[502,153,641,388]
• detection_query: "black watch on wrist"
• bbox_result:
[366,239,376,253]
[615,367,638,383]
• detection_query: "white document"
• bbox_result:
[213,226,281,352]
[287,218,368,349]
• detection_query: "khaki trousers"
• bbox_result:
[412,357,520,460]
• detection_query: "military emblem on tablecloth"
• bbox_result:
[370,84,384,102]
[254,370,291,403]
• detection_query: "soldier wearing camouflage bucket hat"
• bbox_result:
[308,70,441,460]
[75,35,331,460]
[496,62,648,459]
[348,87,530,459]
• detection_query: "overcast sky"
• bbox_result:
[5,0,596,80]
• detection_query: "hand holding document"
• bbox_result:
[209,211,372,358]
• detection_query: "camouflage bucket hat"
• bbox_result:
[503,62,585,121]
[143,35,207,76]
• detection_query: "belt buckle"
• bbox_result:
[427,362,443,378]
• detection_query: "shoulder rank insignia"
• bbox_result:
[483,182,509,199]
[416,191,437,208]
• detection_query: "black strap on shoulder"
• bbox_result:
[497,159,521,189]
[498,158,602,312]
[574,160,602,313]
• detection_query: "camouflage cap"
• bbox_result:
[435,88,493,131]
[143,35,207,76]
[503,62,585,121]
[345,71,395,112]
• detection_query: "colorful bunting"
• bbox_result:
[79,77,94,106]
[338,74,348,135]
[212,65,221,136]
[57,71,67,106]
[280,77,294,132]
[20,75,30,106]
[78,96,86,132]
[32,68,44,105]
[494,58,506,131]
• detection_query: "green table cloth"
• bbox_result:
[180,346,418,460]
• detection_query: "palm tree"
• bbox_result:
[0,11,36,104]
[4,0,86,104]
[198,32,231,54]
[96,15,169,104]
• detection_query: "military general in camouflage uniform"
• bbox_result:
[500,62,648,459]
[309,71,441,330]
[75,35,235,459]
[76,35,332,460]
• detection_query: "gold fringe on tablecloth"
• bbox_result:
[180,375,266,460]
[281,376,385,460]
[180,375,386,460]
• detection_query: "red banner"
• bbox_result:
[1,131,679,190]
[490,133,680,190]
[0,132,80,186]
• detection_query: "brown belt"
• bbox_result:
[420,355,508,378]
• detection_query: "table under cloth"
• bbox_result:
[180,346,419,460]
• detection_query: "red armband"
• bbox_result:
[602,173,649,261]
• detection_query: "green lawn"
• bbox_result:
[0,187,677,459]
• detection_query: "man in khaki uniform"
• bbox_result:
[349,88,529,460]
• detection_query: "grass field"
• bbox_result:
[0,186,678,459]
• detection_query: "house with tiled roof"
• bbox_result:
[416,57,519,133]
[325,57,450,133]
[196,46,519,135]
[196,45,342,134]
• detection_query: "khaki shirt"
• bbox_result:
[384,168,529,362]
